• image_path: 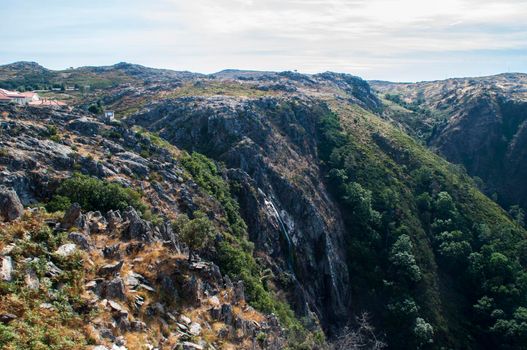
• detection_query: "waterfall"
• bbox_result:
[264,197,295,272]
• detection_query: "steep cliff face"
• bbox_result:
[127,96,351,331]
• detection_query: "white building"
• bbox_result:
[0,89,40,105]
[104,111,115,122]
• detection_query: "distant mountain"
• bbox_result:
[372,73,527,214]
[0,61,201,90]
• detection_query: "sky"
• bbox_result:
[1,0,526,82]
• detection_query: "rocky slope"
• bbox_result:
[371,74,527,214]
[0,105,290,350]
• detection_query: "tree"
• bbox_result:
[342,182,380,226]
[435,191,457,220]
[413,317,434,347]
[435,230,472,270]
[178,211,215,262]
[390,234,422,283]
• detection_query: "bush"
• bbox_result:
[176,211,215,261]
[46,173,146,213]
[389,234,422,283]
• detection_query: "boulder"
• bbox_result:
[66,117,103,136]
[123,207,154,242]
[106,210,122,232]
[0,256,13,281]
[103,244,121,260]
[99,261,124,277]
[182,275,202,306]
[0,313,16,324]
[46,261,63,277]
[188,322,202,336]
[54,243,77,257]
[104,277,126,300]
[61,203,82,229]
[221,304,234,325]
[0,187,24,222]
[179,314,191,325]
[68,231,91,250]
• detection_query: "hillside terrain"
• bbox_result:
[371,74,527,216]
[0,63,526,349]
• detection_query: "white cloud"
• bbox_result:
[1,0,526,80]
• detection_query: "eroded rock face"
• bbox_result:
[128,96,351,330]
[0,186,24,222]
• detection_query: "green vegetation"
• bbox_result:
[46,173,146,213]
[88,101,104,115]
[174,211,215,262]
[181,151,323,349]
[181,152,247,238]
[317,105,527,349]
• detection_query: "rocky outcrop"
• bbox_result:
[0,186,23,222]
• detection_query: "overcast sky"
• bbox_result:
[1,0,526,81]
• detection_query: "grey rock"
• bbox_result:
[0,313,16,324]
[104,277,126,300]
[0,256,13,281]
[61,203,82,229]
[54,243,77,257]
[123,207,155,242]
[131,320,147,331]
[210,306,221,320]
[106,210,122,232]
[234,280,245,303]
[221,304,234,325]
[93,346,109,350]
[85,211,107,234]
[182,275,202,306]
[179,341,204,350]
[45,261,63,277]
[0,186,23,222]
[99,326,115,341]
[179,314,191,325]
[103,244,121,260]
[188,322,202,336]
[224,275,233,289]
[66,117,103,136]
[68,231,91,250]
[107,299,124,312]
[99,261,124,277]
[124,272,140,288]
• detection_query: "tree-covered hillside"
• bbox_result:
[317,100,527,348]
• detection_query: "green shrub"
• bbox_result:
[46,173,146,213]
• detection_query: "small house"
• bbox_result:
[104,111,115,123]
